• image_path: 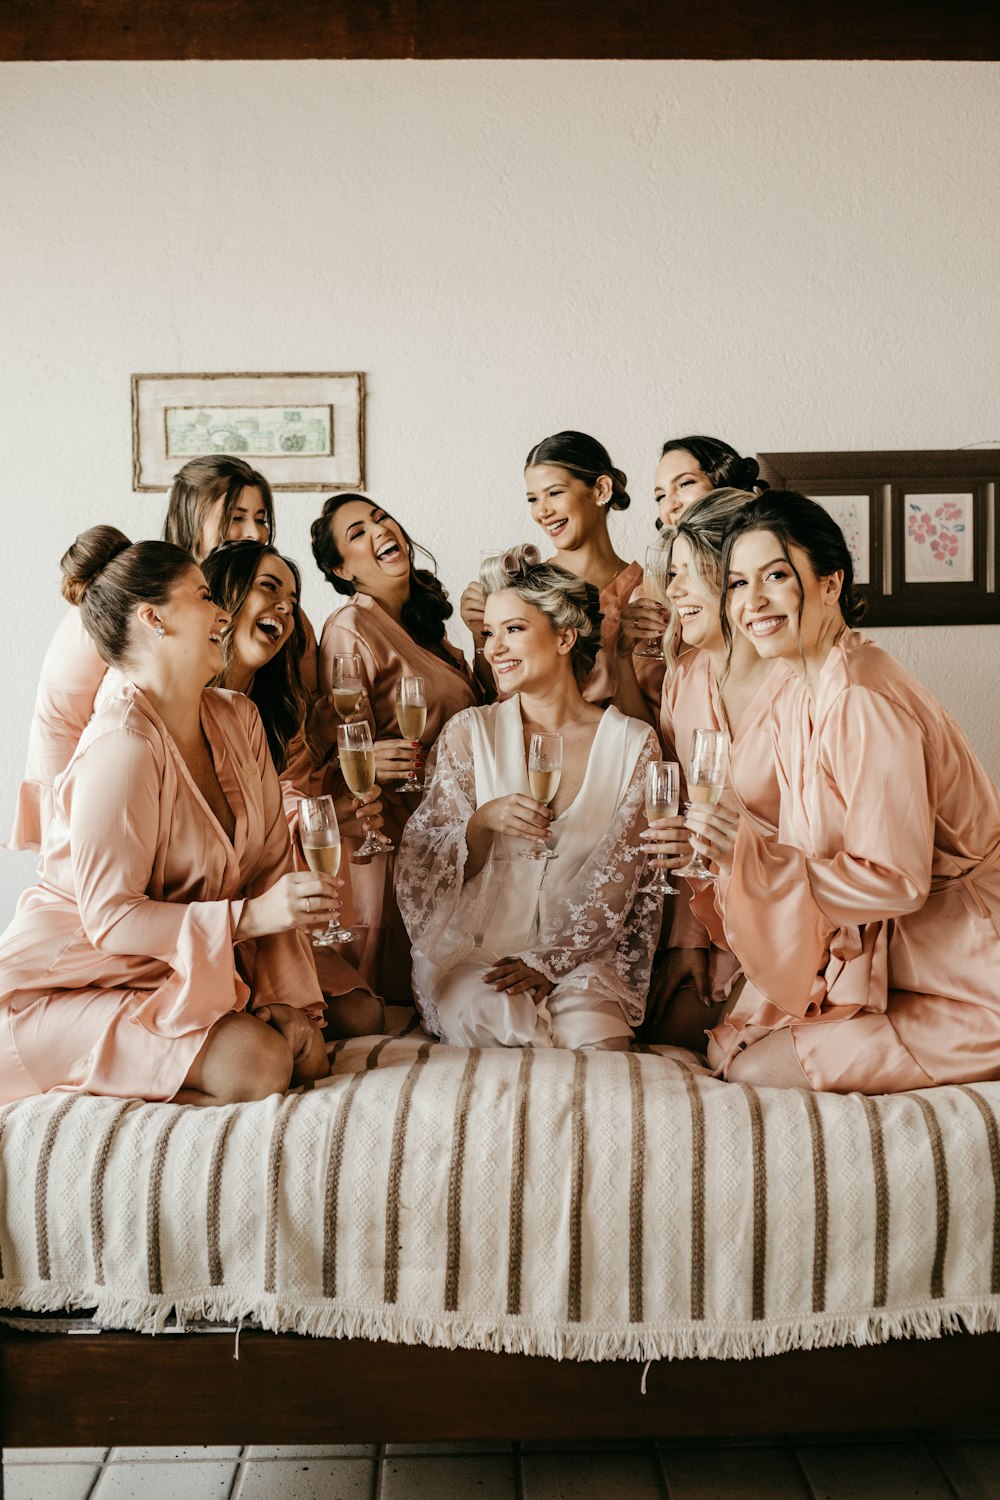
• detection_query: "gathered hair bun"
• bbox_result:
[60,526,132,607]
[607,466,631,510]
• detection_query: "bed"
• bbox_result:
[3,1012,1000,1449]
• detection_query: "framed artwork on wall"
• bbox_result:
[132,372,365,491]
[755,450,1000,626]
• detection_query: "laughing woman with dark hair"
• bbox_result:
[654,436,767,531]
[686,492,1000,1094]
[310,492,481,1001]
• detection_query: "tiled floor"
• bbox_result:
[5,1432,1000,1499]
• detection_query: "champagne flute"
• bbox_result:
[519,731,562,862]
[331,654,363,720]
[337,721,391,858]
[298,795,352,945]
[674,729,729,882]
[643,760,681,896]
[636,543,668,658]
[394,676,427,792]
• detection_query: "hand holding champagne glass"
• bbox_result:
[637,543,668,658]
[298,795,352,945]
[519,731,562,861]
[675,729,729,882]
[337,721,391,858]
[332,654,363,720]
[394,676,427,792]
[643,760,681,895]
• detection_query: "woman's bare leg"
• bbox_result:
[174,1012,294,1105]
[322,988,385,1041]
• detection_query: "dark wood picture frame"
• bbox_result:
[756,450,1000,626]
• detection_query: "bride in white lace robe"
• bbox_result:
[396,547,660,1049]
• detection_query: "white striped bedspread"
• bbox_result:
[1,1024,1000,1362]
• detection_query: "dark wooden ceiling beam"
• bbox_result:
[3,0,999,61]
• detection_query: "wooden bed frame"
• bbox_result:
[3,1327,1000,1449]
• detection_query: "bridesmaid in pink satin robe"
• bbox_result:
[0,528,336,1106]
[689,492,1000,1094]
[6,455,318,854]
[311,494,481,1001]
[459,431,664,725]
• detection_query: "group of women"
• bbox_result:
[2,430,1000,1106]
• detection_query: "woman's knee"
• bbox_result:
[186,1012,293,1104]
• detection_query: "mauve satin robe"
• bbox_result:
[660,650,787,996]
[0,683,324,1104]
[581,562,664,722]
[6,606,320,854]
[714,631,1000,1093]
[317,594,479,1001]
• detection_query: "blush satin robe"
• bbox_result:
[0,683,324,1103]
[580,562,664,723]
[714,631,1000,1093]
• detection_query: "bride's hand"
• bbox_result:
[469,794,553,846]
[482,956,554,1000]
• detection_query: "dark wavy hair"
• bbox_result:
[525,431,630,511]
[162,455,276,561]
[310,493,453,648]
[657,436,766,530]
[61,526,195,668]
[201,540,307,774]
[718,491,866,659]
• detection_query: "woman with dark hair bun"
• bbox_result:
[310,492,482,1001]
[6,454,318,855]
[460,430,663,724]
[654,436,766,531]
[685,492,1000,1094]
[398,545,660,1049]
[0,527,334,1105]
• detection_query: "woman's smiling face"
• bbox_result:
[525,464,607,552]
[330,500,410,596]
[665,534,722,652]
[727,529,841,661]
[654,450,715,529]
[230,554,298,675]
[481,588,571,693]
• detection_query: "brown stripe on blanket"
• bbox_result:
[35,1095,82,1281]
[365,1035,396,1070]
[739,1084,767,1321]
[506,1046,534,1315]
[90,1099,134,1286]
[957,1085,1000,1292]
[323,1072,365,1298]
[861,1095,890,1308]
[0,1102,21,1279]
[681,1064,706,1321]
[911,1093,950,1300]
[444,1048,481,1311]
[383,1042,433,1305]
[802,1091,829,1313]
[627,1051,645,1324]
[145,1107,184,1296]
[206,1108,239,1286]
[263,1094,301,1295]
[567,1051,587,1324]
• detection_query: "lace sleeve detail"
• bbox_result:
[396,710,493,978]
[521,728,661,1024]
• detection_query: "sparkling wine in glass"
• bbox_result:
[394,676,427,792]
[331,654,363,719]
[520,731,563,862]
[337,721,391,858]
[637,543,668,659]
[674,729,729,882]
[643,760,681,896]
[298,795,352,945]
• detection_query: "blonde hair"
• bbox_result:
[659,487,758,680]
[480,544,603,684]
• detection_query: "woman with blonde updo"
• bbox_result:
[0,527,333,1105]
[397,545,661,1050]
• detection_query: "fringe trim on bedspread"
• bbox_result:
[3,1283,1000,1363]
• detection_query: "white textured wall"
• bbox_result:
[2,60,999,915]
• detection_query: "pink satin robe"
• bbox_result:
[581,562,664,723]
[660,651,787,998]
[0,684,324,1104]
[6,606,320,854]
[715,631,1000,1093]
[317,594,479,1001]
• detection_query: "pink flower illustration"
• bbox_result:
[930,532,959,563]
[935,501,964,523]
[907,510,937,544]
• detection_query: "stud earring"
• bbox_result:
[155,624,165,639]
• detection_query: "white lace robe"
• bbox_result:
[396,696,660,1041]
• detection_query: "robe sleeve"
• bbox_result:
[317,612,379,746]
[724,685,934,1019]
[68,725,250,1037]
